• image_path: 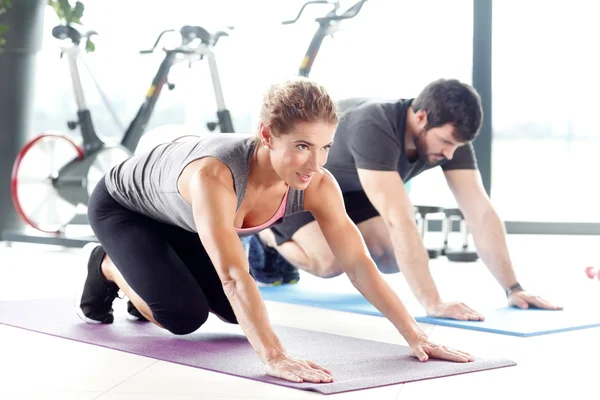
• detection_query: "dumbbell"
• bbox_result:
[441,208,479,262]
[584,266,600,280]
[414,205,444,259]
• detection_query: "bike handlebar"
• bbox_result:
[316,0,368,23]
[282,0,367,25]
[140,26,231,55]
[282,1,336,25]
[139,29,177,54]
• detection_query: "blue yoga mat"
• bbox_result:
[259,284,600,337]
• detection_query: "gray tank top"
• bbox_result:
[104,134,305,236]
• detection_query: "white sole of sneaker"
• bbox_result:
[74,242,105,324]
[255,280,283,287]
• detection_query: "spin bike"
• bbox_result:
[11,24,234,234]
[286,1,479,263]
[175,0,369,147]
[282,0,369,77]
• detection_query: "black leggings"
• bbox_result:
[87,177,237,335]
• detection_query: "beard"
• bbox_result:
[414,128,445,165]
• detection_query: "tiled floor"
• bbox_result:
[0,234,598,399]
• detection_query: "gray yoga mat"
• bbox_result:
[0,298,515,394]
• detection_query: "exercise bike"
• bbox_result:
[175,0,369,148]
[283,0,369,77]
[11,24,233,234]
[286,1,479,262]
[172,1,369,147]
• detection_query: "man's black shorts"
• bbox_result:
[271,190,379,245]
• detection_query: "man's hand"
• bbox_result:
[426,301,485,321]
[508,291,563,310]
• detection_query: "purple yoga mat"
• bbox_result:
[0,298,515,394]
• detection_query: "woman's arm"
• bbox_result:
[185,160,333,382]
[305,170,474,362]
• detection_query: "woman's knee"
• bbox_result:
[152,300,210,335]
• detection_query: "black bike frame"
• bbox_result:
[56,49,178,195]
[73,49,178,155]
[298,22,331,77]
[216,110,235,133]
[120,50,178,152]
[294,0,368,77]
[77,109,103,155]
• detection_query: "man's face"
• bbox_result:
[415,123,466,164]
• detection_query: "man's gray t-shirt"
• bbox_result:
[325,97,478,192]
[269,97,479,245]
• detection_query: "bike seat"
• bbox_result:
[180,25,230,47]
[51,25,97,45]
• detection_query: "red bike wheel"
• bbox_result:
[11,132,84,234]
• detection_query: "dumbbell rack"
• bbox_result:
[414,205,479,262]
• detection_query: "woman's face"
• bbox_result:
[265,121,336,190]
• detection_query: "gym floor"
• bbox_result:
[0,234,597,399]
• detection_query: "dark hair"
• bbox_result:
[257,77,338,142]
[412,79,483,142]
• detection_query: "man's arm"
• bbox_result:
[356,168,484,320]
[305,170,473,363]
[444,169,562,310]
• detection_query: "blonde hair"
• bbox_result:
[256,77,338,142]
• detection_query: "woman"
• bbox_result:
[78,77,474,384]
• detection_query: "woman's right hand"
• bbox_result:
[264,353,334,383]
[408,334,475,363]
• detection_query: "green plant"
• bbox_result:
[0,0,12,47]
[0,0,94,51]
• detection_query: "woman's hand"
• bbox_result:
[408,333,475,363]
[264,353,334,383]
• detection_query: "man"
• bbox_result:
[248,78,562,321]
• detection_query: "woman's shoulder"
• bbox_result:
[303,168,340,206]
[177,156,236,205]
[310,167,338,189]
[198,133,254,148]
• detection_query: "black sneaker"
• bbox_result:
[264,245,300,284]
[77,243,119,324]
[279,256,300,284]
[126,300,149,322]
[247,235,283,286]
[248,235,300,285]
